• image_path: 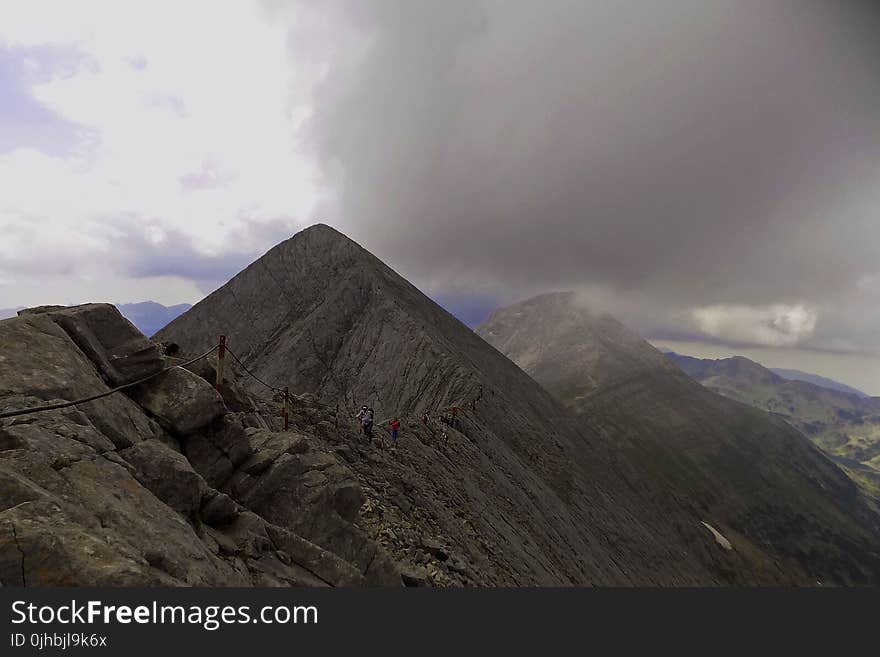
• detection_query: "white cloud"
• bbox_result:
[0,0,322,307]
[692,303,818,347]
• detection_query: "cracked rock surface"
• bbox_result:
[0,305,399,587]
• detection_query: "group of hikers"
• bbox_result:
[352,385,485,449]
[354,405,462,450]
[356,405,400,446]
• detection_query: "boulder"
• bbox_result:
[0,501,175,586]
[201,490,239,527]
[120,439,208,518]
[0,310,393,588]
[184,354,258,413]
[19,304,164,387]
[237,430,310,476]
[130,367,226,435]
[184,415,254,487]
[400,565,431,587]
[264,523,366,586]
[0,445,247,586]
[229,448,401,585]
[0,314,159,449]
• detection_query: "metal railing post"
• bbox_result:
[215,335,226,391]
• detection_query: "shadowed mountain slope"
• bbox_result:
[477,291,880,584]
[667,351,880,498]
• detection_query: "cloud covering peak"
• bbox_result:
[1,0,880,369]
[288,0,880,354]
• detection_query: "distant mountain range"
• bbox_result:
[1,302,191,337]
[115,301,192,337]
[666,351,880,498]
[769,367,869,398]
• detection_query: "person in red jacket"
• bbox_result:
[390,417,401,444]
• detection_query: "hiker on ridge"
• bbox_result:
[390,417,401,445]
[365,407,375,441]
[357,405,374,442]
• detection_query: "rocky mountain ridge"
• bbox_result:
[769,367,869,399]
[666,351,880,498]
[0,303,401,586]
[4,227,880,586]
[158,226,880,585]
[478,291,880,584]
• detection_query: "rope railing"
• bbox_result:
[0,345,219,420]
[1,331,486,444]
[226,346,284,394]
[223,341,337,423]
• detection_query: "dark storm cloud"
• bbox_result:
[113,215,299,292]
[287,0,880,351]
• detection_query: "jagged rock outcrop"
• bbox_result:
[477,291,880,585]
[156,224,880,585]
[129,367,226,435]
[18,304,165,386]
[0,303,401,587]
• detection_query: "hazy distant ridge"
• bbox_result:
[769,367,869,399]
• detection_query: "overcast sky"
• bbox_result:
[2,1,880,391]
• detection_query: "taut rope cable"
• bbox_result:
[226,346,336,411]
[225,346,284,394]
[1,332,476,427]
[0,345,219,420]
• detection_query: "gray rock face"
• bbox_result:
[119,439,208,518]
[19,303,164,386]
[130,367,226,435]
[0,313,161,450]
[155,223,875,585]
[180,407,401,586]
[0,304,401,587]
[477,292,880,585]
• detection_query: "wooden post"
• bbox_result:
[283,386,289,431]
[215,336,226,391]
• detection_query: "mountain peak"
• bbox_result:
[276,223,365,255]
[160,236,795,585]
[162,227,758,585]
[156,238,880,585]
[478,291,674,397]
[291,222,351,242]
[479,293,880,584]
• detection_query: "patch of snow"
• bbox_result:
[701,521,733,551]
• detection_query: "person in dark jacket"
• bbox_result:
[356,406,374,441]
